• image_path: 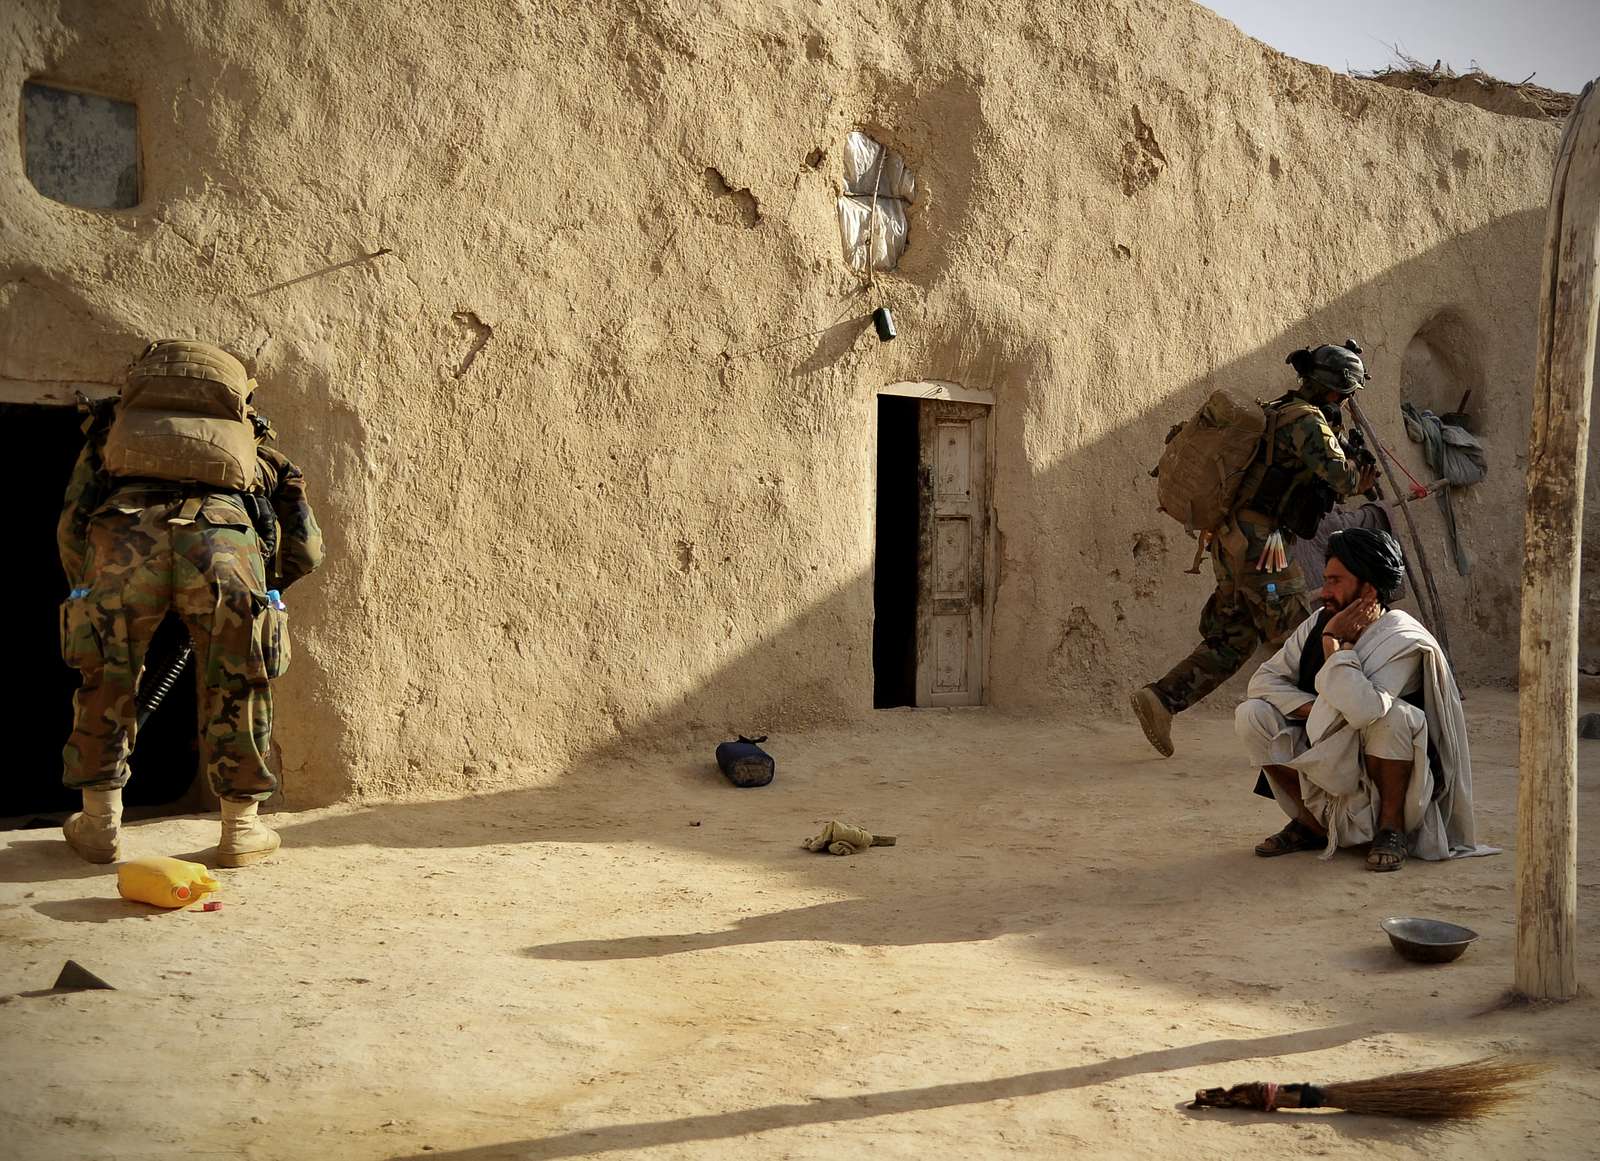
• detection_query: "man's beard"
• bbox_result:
[1321,592,1349,614]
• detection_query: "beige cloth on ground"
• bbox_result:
[802,820,897,856]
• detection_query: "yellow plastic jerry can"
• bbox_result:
[117,857,220,909]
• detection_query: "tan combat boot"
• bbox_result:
[218,799,281,868]
[1130,686,1175,758]
[63,788,123,863]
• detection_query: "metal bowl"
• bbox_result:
[1381,917,1479,964]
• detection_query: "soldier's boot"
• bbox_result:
[1130,686,1175,759]
[63,788,123,864]
[218,799,280,868]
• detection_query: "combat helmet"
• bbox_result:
[1285,338,1369,396]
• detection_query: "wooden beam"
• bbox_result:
[0,378,117,406]
[878,380,995,405]
[1515,78,1600,1002]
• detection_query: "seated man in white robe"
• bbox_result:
[1235,528,1476,872]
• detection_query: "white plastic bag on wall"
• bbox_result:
[837,195,908,272]
[842,130,915,200]
[837,130,914,272]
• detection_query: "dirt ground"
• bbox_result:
[2,688,1597,1161]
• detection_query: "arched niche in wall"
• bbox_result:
[1399,309,1484,423]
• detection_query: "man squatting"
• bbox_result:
[1237,527,1476,872]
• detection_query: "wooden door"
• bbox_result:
[916,401,988,706]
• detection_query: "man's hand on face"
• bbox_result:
[1323,592,1382,644]
[1357,464,1379,494]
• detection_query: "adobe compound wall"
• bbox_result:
[0,0,1570,804]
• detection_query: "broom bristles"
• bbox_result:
[1321,1056,1548,1119]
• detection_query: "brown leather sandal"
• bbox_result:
[1254,819,1325,857]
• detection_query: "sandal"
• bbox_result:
[1254,819,1325,857]
[1367,827,1408,872]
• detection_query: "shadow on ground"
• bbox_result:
[380,1011,1495,1160]
[27,897,158,924]
[257,700,1545,1018]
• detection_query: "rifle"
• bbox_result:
[1342,422,1382,501]
[136,640,192,730]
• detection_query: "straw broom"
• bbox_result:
[1190,1056,1547,1119]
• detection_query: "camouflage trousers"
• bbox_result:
[1151,514,1312,714]
[60,490,286,801]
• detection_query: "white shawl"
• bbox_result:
[1246,608,1478,860]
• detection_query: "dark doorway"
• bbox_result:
[0,402,198,825]
[873,395,920,707]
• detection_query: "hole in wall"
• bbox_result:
[837,130,915,274]
[21,81,140,210]
[703,167,761,227]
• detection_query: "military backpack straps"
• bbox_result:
[101,340,259,491]
[1246,397,1337,538]
[1254,398,1323,476]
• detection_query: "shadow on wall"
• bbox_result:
[273,205,1549,798]
[523,209,1550,761]
[988,207,1550,715]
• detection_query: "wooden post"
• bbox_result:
[1516,79,1600,1003]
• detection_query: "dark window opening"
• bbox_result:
[0,403,198,827]
[873,395,920,708]
[22,81,140,210]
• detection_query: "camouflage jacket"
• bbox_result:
[253,444,326,590]
[1236,390,1365,524]
[57,400,325,589]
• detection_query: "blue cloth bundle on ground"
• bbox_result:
[715,735,774,787]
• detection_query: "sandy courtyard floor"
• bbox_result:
[2,688,1597,1160]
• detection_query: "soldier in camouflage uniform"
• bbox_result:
[1130,341,1377,757]
[58,343,323,866]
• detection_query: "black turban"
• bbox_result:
[1325,527,1405,603]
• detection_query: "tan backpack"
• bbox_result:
[1153,389,1268,535]
[102,340,258,491]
